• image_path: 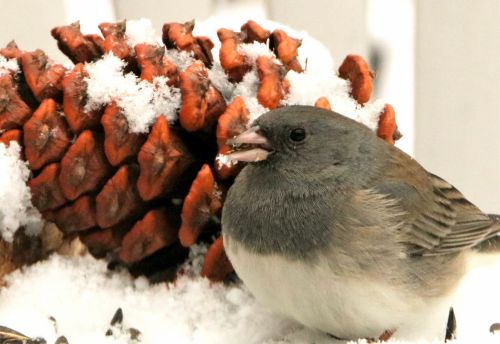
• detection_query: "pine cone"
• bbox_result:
[0,19,400,283]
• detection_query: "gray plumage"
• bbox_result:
[221,105,500,340]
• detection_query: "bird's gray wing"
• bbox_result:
[419,173,498,255]
[376,168,499,256]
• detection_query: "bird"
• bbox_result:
[220,105,500,341]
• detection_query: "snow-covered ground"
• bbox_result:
[0,250,499,344]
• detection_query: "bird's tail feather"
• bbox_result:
[474,214,500,253]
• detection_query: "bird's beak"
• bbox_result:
[224,126,273,163]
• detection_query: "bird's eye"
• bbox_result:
[289,128,306,142]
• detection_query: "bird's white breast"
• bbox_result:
[224,235,453,340]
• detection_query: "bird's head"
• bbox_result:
[225,105,388,186]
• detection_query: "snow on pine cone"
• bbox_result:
[0,19,400,282]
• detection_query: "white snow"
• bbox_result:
[283,70,385,131]
[0,251,297,344]
[195,16,333,71]
[215,153,235,169]
[233,70,268,124]
[453,252,500,342]
[0,142,43,242]
[124,17,198,72]
[0,55,19,77]
[208,62,235,101]
[237,42,275,61]
[125,18,161,47]
[84,18,382,135]
[84,53,181,133]
[0,250,500,344]
[199,17,383,131]
[164,49,196,72]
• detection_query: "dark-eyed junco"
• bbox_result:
[221,106,500,341]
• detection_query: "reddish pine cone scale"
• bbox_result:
[98,21,131,61]
[135,43,179,85]
[215,96,249,179]
[201,236,234,282]
[269,29,303,73]
[58,130,112,201]
[256,56,290,109]
[20,49,65,101]
[101,103,146,167]
[240,20,271,43]
[80,225,127,258]
[98,20,139,73]
[179,164,223,247]
[55,195,97,234]
[314,96,332,111]
[338,54,373,105]
[96,164,144,228]
[51,21,103,64]
[0,129,22,146]
[377,103,402,144]
[118,208,179,264]
[162,21,214,67]
[0,41,23,60]
[0,75,32,131]
[217,20,272,83]
[23,98,71,170]
[28,163,67,212]
[137,115,193,201]
[62,63,102,134]
[179,61,226,132]
[217,28,252,83]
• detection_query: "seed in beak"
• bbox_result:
[226,126,269,148]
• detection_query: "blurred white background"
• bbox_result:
[1,0,499,212]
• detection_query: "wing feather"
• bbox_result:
[376,150,499,255]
